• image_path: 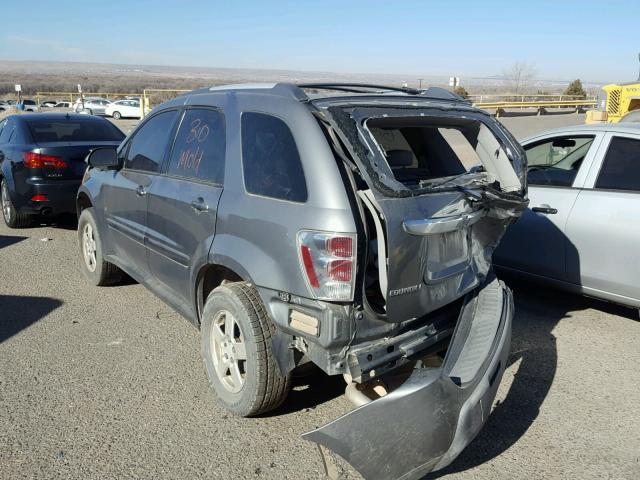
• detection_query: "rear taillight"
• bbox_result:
[297,231,357,301]
[23,152,67,169]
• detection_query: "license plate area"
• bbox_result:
[422,229,471,284]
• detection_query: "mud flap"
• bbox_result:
[303,278,513,480]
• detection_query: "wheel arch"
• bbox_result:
[195,262,246,324]
[76,191,93,218]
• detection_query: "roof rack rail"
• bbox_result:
[297,83,422,95]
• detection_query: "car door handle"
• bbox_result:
[135,185,147,197]
[532,204,558,214]
[190,197,209,212]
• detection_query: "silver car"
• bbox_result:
[73,97,112,115]
[494,123,640,310]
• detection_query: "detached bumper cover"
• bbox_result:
[303,276,513,480]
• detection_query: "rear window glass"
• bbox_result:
[27,119,125,142]
[168,108,226,184]
[367,123,473,186]
[241,112,307,202]
[362,115,520,194]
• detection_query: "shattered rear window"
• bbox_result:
[365,116,515,191]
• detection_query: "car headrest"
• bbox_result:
[386,149,414,168]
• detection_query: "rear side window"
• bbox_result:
[124,110,179,173]
[26,119,125,143]
[167,108,225,184]
[241,112,307,202]
[595,136,640,191]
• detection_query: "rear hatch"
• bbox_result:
[316,101,528,323]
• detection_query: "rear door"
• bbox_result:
[103,109,180,277]
[146,107,225,305]
[565,132,640,302]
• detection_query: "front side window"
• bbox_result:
[167,108,226,184]
[241,112,307,202]
[595,136,640,191]
[124,110,178,173]
[525,135,594,187]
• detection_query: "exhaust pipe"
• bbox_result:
[40,207,53,216]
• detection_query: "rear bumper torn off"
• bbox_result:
[303,276,513,480]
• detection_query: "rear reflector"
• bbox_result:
[297,231,357,301]
[23,152,67,169]
[31,194,48,202]
[300,245,320,288]
[289,310,319,336]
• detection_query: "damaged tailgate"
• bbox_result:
[304,102,528,478]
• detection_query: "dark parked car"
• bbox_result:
[0,113,125,227]
[77,83,527,479]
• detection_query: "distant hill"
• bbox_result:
[0,59,604,97]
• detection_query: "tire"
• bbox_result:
[201,282,291,416]
[112,111,121,119]
[1,179,32,228]
[77,207,121,286]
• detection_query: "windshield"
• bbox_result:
[27,119,125,142]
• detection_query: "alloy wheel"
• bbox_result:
[210,309,247,393]
[82,223,98,272]
[1,182,12,224]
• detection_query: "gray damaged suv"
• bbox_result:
[77,83,528,479]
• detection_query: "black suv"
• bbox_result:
[78,83,527,479]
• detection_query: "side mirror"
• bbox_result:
[87,147,120,170]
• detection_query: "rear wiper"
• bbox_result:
[419,173,486,202]
[419,172,470,189]
[420,170,491,190]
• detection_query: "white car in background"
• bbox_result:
[73,97,112,115]
[105,99,142,119]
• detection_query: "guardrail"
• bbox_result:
[35,91,141,104]
[472,99,598,117]
[142,88,191,116]
[468,94,597,103]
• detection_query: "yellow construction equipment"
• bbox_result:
[601,82,640,122]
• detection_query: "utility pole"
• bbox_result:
[418,78,424,89]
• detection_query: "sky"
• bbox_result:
[0,0,638,83]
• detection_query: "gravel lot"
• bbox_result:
[1,112,639,480]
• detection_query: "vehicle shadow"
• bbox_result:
[40,213,78,231]
[0,234,27,250]
[0,294,63,343]
[264,364,346,417]
[425,282,637,479]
